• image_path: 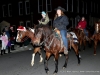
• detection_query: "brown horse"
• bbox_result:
[33,25,80,74]
[16,27,43,66]
[92,22,100,55]
[69,28,86,51]
[69,27,92,51]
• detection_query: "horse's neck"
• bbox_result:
[26,31,35,39]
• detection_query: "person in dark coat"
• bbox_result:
[53,6,69,55]
[2,26,10,38]
[7,38,11,53]
[9,26,16,50]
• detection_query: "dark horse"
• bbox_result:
[33,25,81,74]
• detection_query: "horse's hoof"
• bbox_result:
[53,71,57,75]
[31,63,34,66]
[94,54,96,55]
[80,58,82,60]
[62,67,66,69]
[82,50,85,51]
[77,63,80,66]
[46,71,49,75]
[59,54,62,57]
[54,58,55,61]
[31,64,34,66]
[53,73,57,75]
[39,58,43,62]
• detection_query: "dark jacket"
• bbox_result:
[9,29,15,40]
[53,15,69,30]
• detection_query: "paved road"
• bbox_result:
[0,44,100,75]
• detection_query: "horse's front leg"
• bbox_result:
[53,53,59,75]
[31,47,42,66]
[78,39,82,51]
[63,54,69,69]
[72,42,81,65]
[83,38,86,51]
[44,52,51,74]
[38,48,43,62]
[94,40,98,55]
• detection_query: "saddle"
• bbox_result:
[53,29,61,40]
[54,29,78,43]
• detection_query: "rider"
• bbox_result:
[38,11,50,25]
[53,6,69,55]
[76,17,88,37]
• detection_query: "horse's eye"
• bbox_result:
[20,34,22,38]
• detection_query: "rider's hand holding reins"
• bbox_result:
[54,28,60,35]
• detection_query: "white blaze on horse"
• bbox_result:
[16,26,43,66]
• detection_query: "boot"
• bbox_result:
[11,45,15,50]
[1,50,3,55]
[8,47,11,53]
[64,47,68,55]
[4,50,7,54]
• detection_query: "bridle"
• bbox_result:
[17,31,29,42]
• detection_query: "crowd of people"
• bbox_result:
[0,26,16,55]
[0,26,31,55]
[0,6,89,55]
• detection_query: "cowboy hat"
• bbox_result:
[55,6,66,12]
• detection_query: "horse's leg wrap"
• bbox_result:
[44,58,49,74]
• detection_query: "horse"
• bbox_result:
[69,28,86,51]
[69,27,92,51]
[92,22,100,55]
[16,27,43,66]
[33,25,81,74]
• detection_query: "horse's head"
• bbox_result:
[16,26,28,42]
[16,30,27,42]
[95,23,100,33]
[34,25,52,45]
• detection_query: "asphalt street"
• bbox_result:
[0,44,100,75]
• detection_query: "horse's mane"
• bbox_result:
[35,25,53,37]
[35,25,52,33]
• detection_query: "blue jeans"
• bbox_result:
[60,30,68,49]
[84,29,88,36]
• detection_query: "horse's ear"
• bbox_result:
[24,27,26,31]
[34,24,37,28]
[28,27,32,31]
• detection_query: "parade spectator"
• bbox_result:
[0,32,8,55]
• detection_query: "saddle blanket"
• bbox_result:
[68,32,78,43]
[54,31,78,43]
